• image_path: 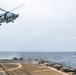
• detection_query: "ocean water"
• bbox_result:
[0,52,76,68]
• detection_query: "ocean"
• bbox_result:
[0,52,76,68]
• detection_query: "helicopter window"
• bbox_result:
[1,16,4,19]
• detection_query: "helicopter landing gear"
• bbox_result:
[6,21,8,23]
[12,21,14,23]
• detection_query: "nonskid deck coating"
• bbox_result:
[0,60,70,75]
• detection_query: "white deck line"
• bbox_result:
[47,66,70,75]
[2,63,18,75]
[0,71,6,75]
[35,61,70,75]
[2,71,6,75]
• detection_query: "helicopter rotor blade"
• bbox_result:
[10,3,25,12]
[0,8,7,12]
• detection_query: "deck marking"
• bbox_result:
[33,69,51,72]
[38,66,47,68]
[47,66,70,75]
[0,63,22,72]
[0,71,6,75]
[1,63,18,75]
[2,71,6,75]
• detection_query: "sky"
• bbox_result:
[0,0,76,52]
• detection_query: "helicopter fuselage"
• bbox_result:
[0,12,19,24]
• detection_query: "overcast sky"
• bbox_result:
[0,0,76,52]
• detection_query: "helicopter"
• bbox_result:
[0,3,25,25]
